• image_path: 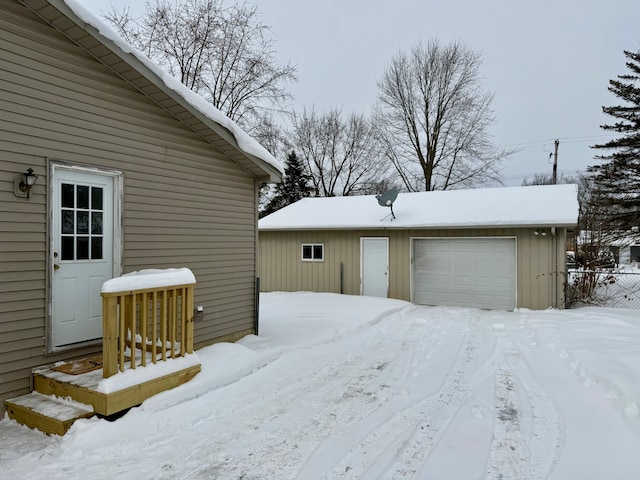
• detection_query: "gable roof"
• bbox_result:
[259,184,579,231]
[26,0,283,182]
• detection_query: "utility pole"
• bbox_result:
[552,139,559,184]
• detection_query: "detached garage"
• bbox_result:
[259,185,579,310]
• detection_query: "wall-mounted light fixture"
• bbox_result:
[533,229,547,237]
[14,168,38,199]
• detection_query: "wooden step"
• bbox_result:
[34,359,201,416]
[4,392,95,436]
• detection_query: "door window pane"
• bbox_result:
[62,210,74,234]
[61,236,74,260]
[77,237,89,260]
[91,187,103,210]
[91,212,103,234]
[61,183,74,208]
[77,185,89,209]
[91,237,103,260]
[77,211,89,234]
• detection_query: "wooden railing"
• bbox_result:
[101,283,195,378]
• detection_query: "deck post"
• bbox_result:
[186,285,194,354]
[102,296,119,378]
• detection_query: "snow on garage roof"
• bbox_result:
[56,0,282,176]
[259,184,579,230]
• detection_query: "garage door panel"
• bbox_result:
[420,276,452,290]
[412,238,516,310]
[453,242,472,253]
[453,275,472,287]
[474,258,497,270]
[494,277,513,288]
[453,258,469,271]
[429,258,452,270]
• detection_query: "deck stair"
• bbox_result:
[5,391,94,436]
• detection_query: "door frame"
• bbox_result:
[360,237,389,297]
[47,160,123,354]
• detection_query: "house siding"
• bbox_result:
[259,227,568,310]
[0,4,259,408]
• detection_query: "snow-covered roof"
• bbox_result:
[50,0,282,179]
[259,184,579,230]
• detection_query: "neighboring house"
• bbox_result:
[259,185,579,310]
[574,231,640,266]
[609,237,640,265]
[1,0,281,414]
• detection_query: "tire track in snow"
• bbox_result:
[485,366,527,480]
[380,311,481,480]
[290,306,448,478]
[313,309,481,479]
[484,320,564,480]
[196,305,434,479]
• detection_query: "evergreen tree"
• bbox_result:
[262,151,312,216]
[589,49,640,232]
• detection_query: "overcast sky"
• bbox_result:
[92,0,639,186]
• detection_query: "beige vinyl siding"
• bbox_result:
[260,227,568,310]
[0,4,259,408]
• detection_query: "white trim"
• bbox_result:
[409,236,518,309]
[47,161,123,354]
[360,237,389,297]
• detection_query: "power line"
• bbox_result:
[504,134,618,149]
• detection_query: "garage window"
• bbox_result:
[302,243,324,262]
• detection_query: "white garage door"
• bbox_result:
[412,238,516,310]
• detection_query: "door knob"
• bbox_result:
[54,264,60,270]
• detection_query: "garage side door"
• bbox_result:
[412,238,516,310]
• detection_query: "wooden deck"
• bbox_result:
[5,355,201,435]
[5,275,200,435]
[34,356,201,416]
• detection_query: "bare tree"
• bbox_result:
[104,0,296,131]
[251,113,289,158]
[521,172,578,186]
[291,108,391,197]
[375,39,511,191]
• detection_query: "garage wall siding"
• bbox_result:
[259,227,568,310]
[1,4,259,408]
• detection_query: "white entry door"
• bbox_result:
[361,237,389,297]
[51,168,116,348]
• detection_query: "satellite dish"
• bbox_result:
[376,188,399,220]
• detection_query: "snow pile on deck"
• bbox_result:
[96,354,201,394]
[100,268,196,293]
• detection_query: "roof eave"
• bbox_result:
[259,222,578,232]
[43,0,282,181]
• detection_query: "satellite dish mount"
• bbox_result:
[376,188,399,221]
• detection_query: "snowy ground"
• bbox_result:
[2,292,640,480]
